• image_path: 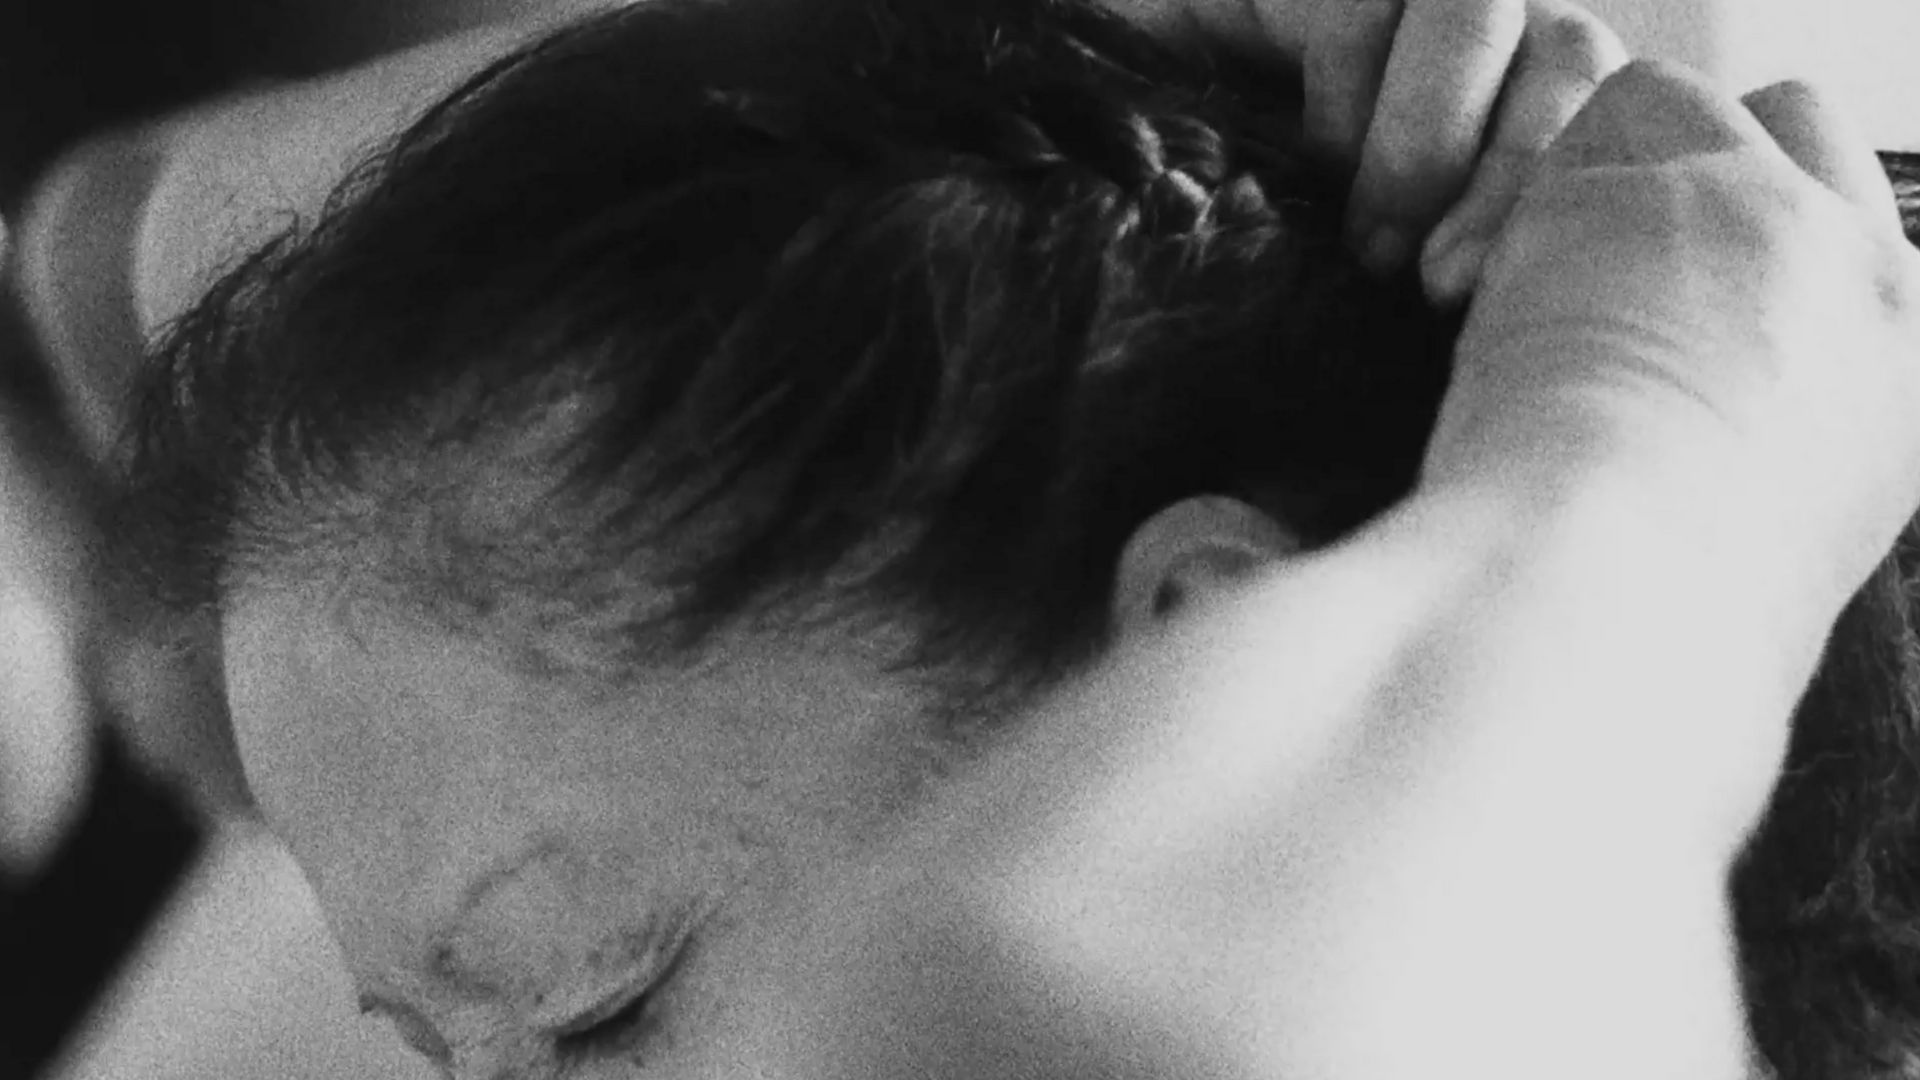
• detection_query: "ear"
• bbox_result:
[1111,495,1302,634]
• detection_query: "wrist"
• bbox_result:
[1399,467,1835,866]
[1417,450,1839,677]
[1420,360,1854,653]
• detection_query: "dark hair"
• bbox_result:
[105,0,1457,692]
[100,1,1920,1077]
[1734,148,1920,1080]
[1891,151,1920,239]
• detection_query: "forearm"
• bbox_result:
[992,474,1825,880]
[1227,480,1816,1080]
[767,481,1824,1080]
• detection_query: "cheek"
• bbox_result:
[223,616,327,832]
[99,618,252,813]
[619,849,889,1077]
[224,651,385,879]
[221,606,443,890]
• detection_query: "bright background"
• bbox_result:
[1586,0,1920,149]
[38,2,1920,1080]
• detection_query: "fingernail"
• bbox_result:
[1424,214,1466,268]
[1426,234,1489,303]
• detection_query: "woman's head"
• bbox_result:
[99,0,1920,1075]
[113,0,1458,698]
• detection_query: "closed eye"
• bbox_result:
[359,994,453,1067]
[553,938,690,1068]
[555,988,654,1058]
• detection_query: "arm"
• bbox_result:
[736,481,1809,1080]
[734,63,1920,1080]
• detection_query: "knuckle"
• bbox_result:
[1312,0,1400,51]
[1534,10,1627,80]
[1746,77,1833,118]
[1428,0,1522,55]
[1769,77,1825,104]
[1585,57,1719,128]
[1605,57,1690,96]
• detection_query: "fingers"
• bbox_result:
[1741,80,1905,233]
[1542,58,1765,170]
[1420,3,1626,303]
[1303,0,1403,164]
[1342,0,1527,269]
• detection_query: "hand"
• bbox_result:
[1306,0,1629,300]
[1424,60,1920,623]
[1138,0,1628,302]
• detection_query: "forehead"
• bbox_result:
[219,574,952,927]
[222,573,935,816]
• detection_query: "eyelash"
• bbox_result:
[553,935,691,1073]
[554,988,658,1066]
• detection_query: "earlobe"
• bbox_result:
[1113,495,1301,634]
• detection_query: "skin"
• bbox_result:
[1312,0,1631,292]
[212,61,1920,1079]
[222,494,1301,1077]
[225,584,930,1075]
[4,0,1768,1075]
[1144,0,1631,294]
[0,398,91,877]
[7,0,1629,836]
[39,0,1618,346]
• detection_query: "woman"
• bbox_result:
[5,2,1919,1078]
